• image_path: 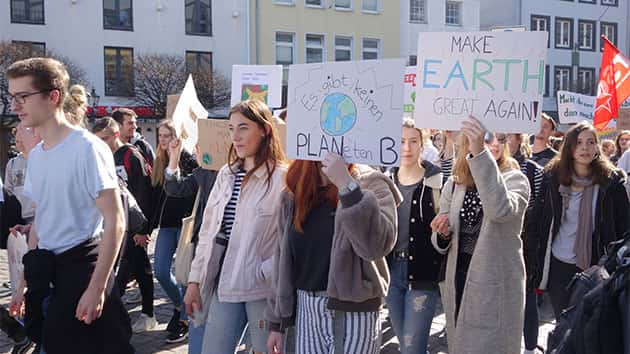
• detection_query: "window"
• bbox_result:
[12,41,45,56]
[275,32,295,66]
[104,47,134,97]
[362,38,380,60]
[334,0,351,10]
[577,67,595,95]
[579,0,595,3]
[274,0,295,4]
[445,1,462,26]
[409,55,417,66]
[363,0,378,12]
[410,0,427,23]
[554,66,571,95]
[601,0,618,6]
[104,0,133,30]
[578,20,595,51]
[185,0,212,36]
[544,65,550,97]
[530,15,550,47]
[305,0,322,7]
[10,0,44,24]
[335,36,353,61]
[305,34,325,63]
[186,51,212,74]
[600,22,617,50]
[554,17,573,49]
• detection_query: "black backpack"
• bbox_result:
[547,235,630,354]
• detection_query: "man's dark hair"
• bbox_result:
[111,108,137,126]
[6,58,69,107]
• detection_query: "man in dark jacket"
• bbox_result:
[112,108,155,167]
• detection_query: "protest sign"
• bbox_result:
[287,59,405,167]
[415,31,547,134]
[404,66,417,116]
[166,94,180,120]
[617,108,630,131]
[172,75,208,152]
[557,91,595,124]
[231,65,283,108]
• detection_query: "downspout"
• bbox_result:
[246,0,251,64]
[255,0,260,65]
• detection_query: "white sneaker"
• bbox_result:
[132,313,157,333]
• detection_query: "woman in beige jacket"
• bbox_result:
[183,100,286,354]
[431,117,530,354]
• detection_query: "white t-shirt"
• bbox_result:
[24,129,118,254]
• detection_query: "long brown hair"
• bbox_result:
[547,122,618,186]
[615,130,630,158]
[228,100,286,188]
[151,119,176,187]
[452,133,519,187]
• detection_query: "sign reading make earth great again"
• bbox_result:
[415,31,547,134]
[287,59,405,167]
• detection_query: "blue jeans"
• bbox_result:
[201,291,268,353]
[188,322,206,354]
[154,227,186,320]
[386,258,438,354]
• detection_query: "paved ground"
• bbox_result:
[0,240,556,354]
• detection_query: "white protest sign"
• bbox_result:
[172,75,208,152]
[404,66,417,116]
[415,31,547,134]
[231,65,283,108]
[556,90,595,123]
[287,59,405,167]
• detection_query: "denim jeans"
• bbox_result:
[386,258,438,354]
[154,227,186,320]
[201,291,268,353]
[188,321,205,354]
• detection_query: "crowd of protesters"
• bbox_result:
[0,56,629,354]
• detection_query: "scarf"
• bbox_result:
[558,174,595,270]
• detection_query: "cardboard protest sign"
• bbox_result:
[415,31,547,134]
[172,75,208,152]
[617,108,630,131]
[404,66,417,116]
[231,65,283,108]
[166,94,180,120]
[557,91,595,124]
[197,118,288,171]
[287,59,405,167]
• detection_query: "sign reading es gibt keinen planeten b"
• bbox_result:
[415,31,547,134]
[287,59,406,167]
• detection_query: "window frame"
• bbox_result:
[578,0,596,4]
[362,37,380,60]
[577,67,596,95]
[185,0,213,37]
[104,46,135,97]
[409,0,427,23]
[554,17,574,50]
[304,0,323,8]
[577,19,596,51]
[362,0,380,14]
[601,0,618,6]
[275,32,296,67]
[445,1,462,26]
[554,65,572,96]
[273,0,295,5]
[334,0,352,11]
[10,0,45,25]
[334,35,354,62]
[530,14,550,48]
[185,51,213,74]
[544,64,550,97]
[600,21,617,51]
[409,55,418,66]
[103,0,134,31]
[12,41,46,55]
[305,33,326,64]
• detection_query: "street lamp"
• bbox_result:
[87,88,100,124]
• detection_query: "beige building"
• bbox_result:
[250,0,401,68]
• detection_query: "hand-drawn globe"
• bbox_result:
[320,93,357,136]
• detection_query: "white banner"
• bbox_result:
[230,65,283,108]
[556,90,595,123]
[172,75,208,152]
[415,31,548,133]
[287,59,405,167]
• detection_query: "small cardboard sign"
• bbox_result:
[231,65,283,108]
[166,94,180,120]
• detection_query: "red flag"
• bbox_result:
[594,36,630,130]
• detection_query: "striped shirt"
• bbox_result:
[440,156,454,186]
[519,159,544,209]
[220,170,246,239]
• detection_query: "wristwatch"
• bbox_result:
[339,179,359,195]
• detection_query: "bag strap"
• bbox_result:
[190,190,201,224]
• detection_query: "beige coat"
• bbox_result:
[432,150,530,354]
[189,162,286,303]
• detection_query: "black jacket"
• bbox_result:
[164,167,217,244]
[388,161,444,289]
[528,170,630,289]
[114,144,154,234]
[131,134,156,167]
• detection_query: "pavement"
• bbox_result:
[0,240,556,354]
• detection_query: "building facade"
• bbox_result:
[478,0,630,116]
[401,0,480,65]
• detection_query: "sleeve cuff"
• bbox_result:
[339,186,363,208]
[165,167,180,179]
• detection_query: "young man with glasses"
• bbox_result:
[6,58,133,353]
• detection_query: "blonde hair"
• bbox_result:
[402,117,424,145]
[63,84,88,127]
[151,120,176,187]
[453,133,519,188]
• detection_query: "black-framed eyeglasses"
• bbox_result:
[9,90,52,105]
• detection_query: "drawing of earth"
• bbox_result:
[320,93,357,136]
